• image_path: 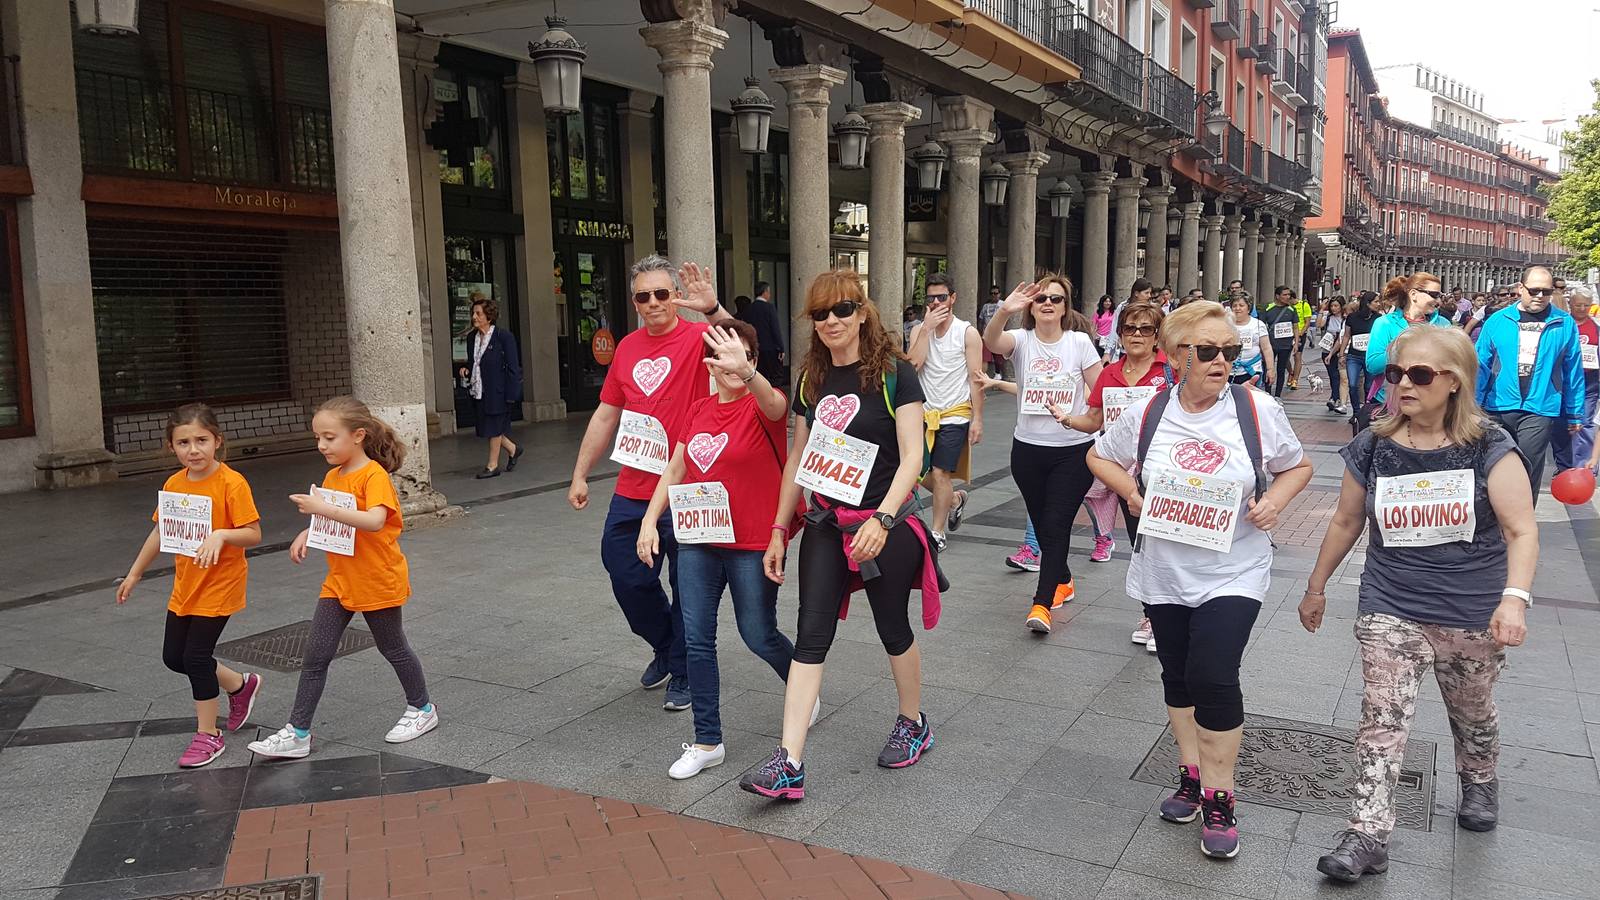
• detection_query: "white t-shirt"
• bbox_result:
[1095,387,1304,607]
[1233,318,1269,365]
[918,318,974,421]
[1007,327,1100,447]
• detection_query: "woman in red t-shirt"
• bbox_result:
[638,320,800,781]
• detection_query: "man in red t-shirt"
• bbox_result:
[568,255,734,711]
[1560,285,1599,471]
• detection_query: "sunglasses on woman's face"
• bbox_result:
[1415,289,1444,300]
[1121,324,1158,337]
[1385,364,1446,386]
[633,288,673,304]
[1180,343,1243,362]
[810,300,861,322]
[1033,293,1068,305]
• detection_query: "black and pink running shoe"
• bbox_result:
[740,747,805,800]
[1159,764,1203,823]
[1200,788,1240,859]
[877,713,933,768]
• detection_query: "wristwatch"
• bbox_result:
[873,511,896,530]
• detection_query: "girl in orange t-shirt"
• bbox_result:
[117,404,265,769]
[248,397,435,761]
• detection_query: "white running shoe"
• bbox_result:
[248,724,310,759]
[668,742,725,779]
[810,696,822,726]
[385,705,440,744]
[1131,619,1153,644]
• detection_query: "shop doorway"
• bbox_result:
[446,232,520,430]
[556,242,628,411]
[749,254,790,354]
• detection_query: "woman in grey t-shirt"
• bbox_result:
[1298,325,1538,884]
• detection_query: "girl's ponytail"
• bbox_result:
[316,396,407,473]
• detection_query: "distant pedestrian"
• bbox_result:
[1558,285,1599,473]
[1261,286,1300,397]
[1366,273,1451,407]
[1094,295,1116,351]
[906,272,983,549]
[737,280,788,388]
[117,403,264,769]
[457,298,524,479]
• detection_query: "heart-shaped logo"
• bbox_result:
[686,432,729,473]
[1171,439,1228,474]
[633,357,672,396]
[815,394,861,431]
[1029,356,1062,375]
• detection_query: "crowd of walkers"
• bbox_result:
[120,253,1568,884]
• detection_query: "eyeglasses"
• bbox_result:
[1414,289,1444,300]
[1033,293,1068,305]
[810,300,862,322]
[1525,287,1555,298]
[1384,364,1446,386]
[925,293,952,304]
[1121,324,1158,337]
[1179,343,1243,362]
[632,288,673,304]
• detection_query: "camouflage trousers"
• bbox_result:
[1351,613,1505,841]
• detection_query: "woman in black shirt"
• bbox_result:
[1338,290,1380,416]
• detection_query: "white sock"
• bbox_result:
[786,754,801,768]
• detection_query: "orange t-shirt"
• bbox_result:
[317,460,410,612]
[151,463,260,617]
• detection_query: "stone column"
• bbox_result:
[641,14,728,277]
[1277,231,1292,294]
[1222,213,1243,290]
[1241,217,1261,307]
[1260,223,1280,300]
[620,91,658,262]
[506,62,566,422]
[0,0,114,487]
[1176,201,1203,295]
[1202,212,1224,300]
[1293,233,1307,296]
[861,102,921,325]
[773,64,845,379]
[1111,176,1146,296]
[1080,172,1116,306]
[936,96,995,323]
[1001,150,1051,288]
[326,0,443,513]
[1143,184,1174,288]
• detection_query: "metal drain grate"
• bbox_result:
[1132,713,1437,831]
[132,876,318,899]
[215,622,375,673]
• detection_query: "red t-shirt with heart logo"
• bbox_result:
[600,317,713,500]
[681,392,793,550]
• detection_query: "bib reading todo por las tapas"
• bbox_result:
[1140,468,1242,553]
[611,410,670,475]
[668,481,734,544]
[1021,356,1076,416]
[306,485,357,556]
[1273,321,1294,340]
[157,491,213,557]
[1375,468,1474,547]
[1351,333,1370,352]
[795,422,878,506]
[1102,386,1158,426]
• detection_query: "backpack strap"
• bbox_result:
[1230,383,1269,504]
[799,372,814,427]
[1134,389,1174,493]
[884,368,896,419]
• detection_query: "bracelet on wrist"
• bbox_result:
[770,524,789,537]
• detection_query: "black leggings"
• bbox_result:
[1011,439,1096,606]
[290,599,430,730]
[163,611,231,701]
[793,517,922,665]
[1143,596,1260,731]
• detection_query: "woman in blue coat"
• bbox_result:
[1365,272,1452,403]
[457,298,525,478]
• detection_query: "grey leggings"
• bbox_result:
[289,598,430,730]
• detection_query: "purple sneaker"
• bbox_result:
[179,731,225,769]
[1200,788,1240,858]
[1159,764,1203,823]
[226,673,261,732]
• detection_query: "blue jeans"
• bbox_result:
[601,494,686,677]
[676,545,794,745]
[1550,383,1600,471]
[1324,351,1343,405]
[1347,355,1373,407]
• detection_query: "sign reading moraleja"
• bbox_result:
[213,186,301,213]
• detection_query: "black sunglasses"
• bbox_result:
[632,288,673,304]
[1033,293,1068,305]
[810,300,862,322]
[1121,324,1158,337]
[1385,364,1447,386]
[925,293,953,303]
[1415,289,1444,300]
[1180,343,1243,362]
[1525,287,1555,298]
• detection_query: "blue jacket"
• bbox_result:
[467,326,524,410]
[1475,305,1584,423]
[1364,309,1452,401]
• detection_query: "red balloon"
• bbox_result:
[1552,468,1596,505]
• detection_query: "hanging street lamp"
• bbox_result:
[910,139,948,191]
[1049,179,1075,219]
[731,78,774,154]
[76,0,140,34]
[834,107,869,170]
[981,162,1009,207]
[528,16,587,115]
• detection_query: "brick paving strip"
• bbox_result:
[223,780,1032,900]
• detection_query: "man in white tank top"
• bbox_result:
[906,273,985,549]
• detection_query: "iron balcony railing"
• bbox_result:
[1267,151,1308,192]
[1269,47,1295,97]
[1057,8,1146,110]
[1255,29,1279,73]
[1223,123,1248,174]
[1212,0,1244,40]
[1248,142,1265,182]
[1396,232,1432,250]
[1146,58,1196,135]
[1238,11,1262,57]
[964,0,1051,46]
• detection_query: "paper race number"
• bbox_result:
[611,410,671,475]
[1351,333,1370,352]
[1318,332,1336,353]
[157,491,213,557]
[1273,321,1294,340]
[1375,468,1474,547]
[794,423,878,505]
[306,485,357,556]
[668,481,734,544]
[1102,386,1157,426]
[1583,343,1598,371]
[1140,468,1243,553]
[1021,357,1077,417]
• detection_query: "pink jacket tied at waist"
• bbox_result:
[825,505,943,630]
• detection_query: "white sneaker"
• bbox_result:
[1131,619,1153,644]
[1146,636,1158,654]
[810,696,822,726]
[385,705,439,743]
[248,724,310,759]
[668,742,725,779]
[931,532,948,552]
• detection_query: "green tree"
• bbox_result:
[1547,79,1600,268]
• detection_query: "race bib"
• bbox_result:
[1318,332,1336,353]
[157,491,213,557]
[611,410,671,475]
[1140,468,1243,552]
[1102,386,1158,426]
[1583,343,1598,371]
[1021,357,1077,416]
[795,423,878,505]
[668,481,734,544]
[1273,321,1294,340]
[1517,323,1546,373]
[1351,333,1370,352]
[306,486,357,556]
[1376,469,1475,547]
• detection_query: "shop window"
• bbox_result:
[747,139,789,227]
[0,206,27,435]
[545,95,620,207]
[433,68,507,192]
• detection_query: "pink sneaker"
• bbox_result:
[1006,545,1041,572]
[1091,534,1115,562]
[226,673,261,732]
[179,731,225,768]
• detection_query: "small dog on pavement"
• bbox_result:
[1306,374,1325,396]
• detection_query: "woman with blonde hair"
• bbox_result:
[983,274,1103,633]
[1089,300,1312,860]
[1300,325,1535,883]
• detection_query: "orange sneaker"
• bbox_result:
[1026,604,1052,633]
[1051,581,1076,609]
